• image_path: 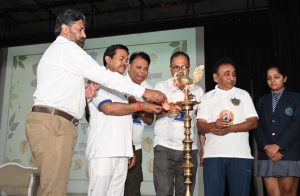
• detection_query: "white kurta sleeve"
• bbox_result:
[63,43,145,98]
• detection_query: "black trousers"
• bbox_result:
[124,149,143,196]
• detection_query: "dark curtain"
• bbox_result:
[204,1,300,100]
[268,0,300,93]
[204,12,274,102]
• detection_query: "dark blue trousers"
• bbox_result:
[203,157,253,196]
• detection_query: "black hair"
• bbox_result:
[103,44,129,67]
[170,51,190,66]
[54,9,86,37]
[129,51,151,65]
[266,65,287,77]
[213,57,235,74]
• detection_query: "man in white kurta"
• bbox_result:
[26,9,165,196]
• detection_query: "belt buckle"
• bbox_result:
[71,118,79,126]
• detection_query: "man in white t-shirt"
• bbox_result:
[196,57,258,196]
[153,51,204,196]
[86,45,163,196]
[124,51,154,196]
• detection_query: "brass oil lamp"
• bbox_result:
[173,65,204,196]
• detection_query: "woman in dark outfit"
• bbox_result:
[255,66,300,196]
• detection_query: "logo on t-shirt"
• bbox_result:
[132,113,142,124]
[174,111,186,122]
[231,97,241,106]
[219,110,234,125]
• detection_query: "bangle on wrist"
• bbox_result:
[136,101,142,111]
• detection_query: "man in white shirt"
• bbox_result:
[196,57,258,196]
[153,51,203,196]
[25,9,166,196]
[124,51,154,196]
[87,45,163,196]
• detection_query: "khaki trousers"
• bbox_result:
[26,112,77,196]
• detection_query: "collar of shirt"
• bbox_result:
[57,35,70,42]
[271,87,285,97]
[215,85,236,94]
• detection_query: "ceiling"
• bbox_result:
[0,0,269,47]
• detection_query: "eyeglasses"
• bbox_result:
[171,65,190,71]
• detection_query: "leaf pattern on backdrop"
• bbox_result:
[142,137,154,153]
[147,158,154,173]
[169,40,187,53]
[169,41,180,47]
[19,140,28,155]
[73,158,83,170]
[19,55,27,61]
[13,56,17,69]
[29,62,38,87]
[32,62,38,75]
[13,55,27,70]
[150,53,158,64]
[9,83,18,109]
[7,112,20,139]
[30,79,37,88]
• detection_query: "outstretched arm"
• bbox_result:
[100,101,163,116]
[128,96,155,125]
[143,88,167,104]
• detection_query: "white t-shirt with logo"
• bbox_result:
[86,86,133,160]
[125,74,153,150]
[154,78,204,151]
[196,85,258,159]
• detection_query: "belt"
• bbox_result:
[32,106,79,126]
